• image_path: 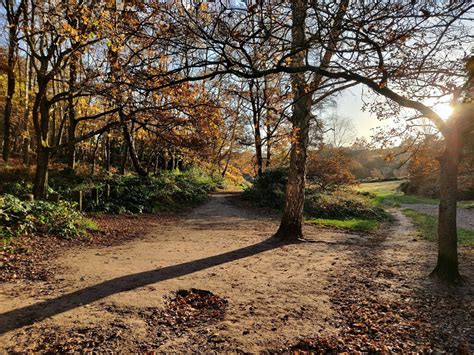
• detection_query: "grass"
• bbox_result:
[403,209,474,246]
[357,180,474,208]
[306,218,381,232]
[458,201,474,209]
[357,180,438,207]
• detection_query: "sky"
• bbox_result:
[331,85,381,140]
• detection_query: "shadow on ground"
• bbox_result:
[0,237,285,335]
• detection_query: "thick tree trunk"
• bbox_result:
[274,0,347,241]
[274,0,312,240]
[33,146,49,199]
[274,96,312,240]
[430,137,461,282]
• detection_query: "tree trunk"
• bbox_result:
[2,18,18,162]
[122,122,147,177]
[430,136,461,282]
[274,0,312,240]
[33,146,49,199]
[274,96,312,240]
[120,142,128,175]
[254,120,264,177]
[266,126,272,168]
[104,135,111,172]
[67,56,77,169]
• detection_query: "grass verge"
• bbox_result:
[403,209,474,246]
[357,181,474,208]
[306,218,380,233]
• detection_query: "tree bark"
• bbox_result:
[67,55,78,169]
[266,124,272,168]
[2,1,19,162]
[430,135,462,282]
[274,96,312,240]
[275,0,348,241]
[249,80,264,177]
[122,120,147,176]
[33,146,49,199]
[274,0,312,240]
[254,119,264,177]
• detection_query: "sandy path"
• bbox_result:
[402,203,474,231]
[0,194,361,352]
[0,195,473,352]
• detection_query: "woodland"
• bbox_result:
[0,1,473,352]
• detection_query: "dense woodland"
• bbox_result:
[0,1,473,352]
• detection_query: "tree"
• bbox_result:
[1,0,24,162]
[274,0,349,240]
[307,147,355,191]
[324,114,356,148]
[22,0,120,198]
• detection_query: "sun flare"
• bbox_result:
[433,103,453,120]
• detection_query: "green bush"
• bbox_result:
[242,169,288,209]
[91,168,219,214]
[243,169,387,221]
[305,190,387,220]
[0,194,90,243]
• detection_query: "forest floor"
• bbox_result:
[0,193,473,353]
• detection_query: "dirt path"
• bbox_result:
[0,194,473,352]
[402,203,474,231]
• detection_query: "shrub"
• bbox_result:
[243,168,387,221]
[90,168,219,214]
[306,148,356,191]
[0,194,90,243]
[241,168,288,209]
[305,190,387,220]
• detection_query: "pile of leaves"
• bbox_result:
[9,289,230,353]
[161,288,229,328]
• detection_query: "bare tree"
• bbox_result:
[324,114,356,148]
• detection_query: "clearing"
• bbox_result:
[0,193,473,352]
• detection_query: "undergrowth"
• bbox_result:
[242,169,387,230]
[0,194,95,245]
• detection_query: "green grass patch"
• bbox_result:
[458,201,474,209]
[306,218,381,232]
[357,181,438,207]
[403,209,474,246]
[373,191,438,207]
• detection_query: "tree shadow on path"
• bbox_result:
[0,238,286,335]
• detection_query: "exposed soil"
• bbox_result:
[402,203,474,231]
[1,194,473,353]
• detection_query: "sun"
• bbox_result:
[433,103,453,120]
